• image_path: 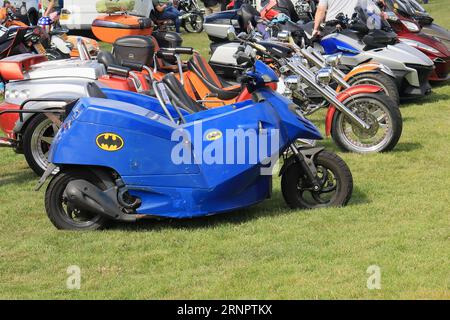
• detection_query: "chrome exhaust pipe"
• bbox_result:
[0,137,16,148]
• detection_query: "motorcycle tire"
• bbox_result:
[347,72,400,105]
[23,114,59,176]
[331,93,403,153]
[281,151,353,209]
[183,13,204,33]
[45,170,108,230]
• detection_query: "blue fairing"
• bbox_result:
[49,64,322,219]
[248,61,280,85]
[321,36,361,56]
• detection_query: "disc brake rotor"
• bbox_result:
[351,111,379,139]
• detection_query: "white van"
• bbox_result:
[60,0,154,30]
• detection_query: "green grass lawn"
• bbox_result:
[0,1,450,300]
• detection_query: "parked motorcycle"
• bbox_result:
[178,0,205,33]
[152,0,204,33]
[396,0,450,49]
[204,4,433,100]
[34,60,353,230]
[229,29,402,154]
[208,9,400,104]
[317,7,434,99]
[381,0,450,81]
[0,24,45,60]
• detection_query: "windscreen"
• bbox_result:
[408,0,427,13]
[355,0,391,31]
[395,0,416,16]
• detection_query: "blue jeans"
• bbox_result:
[160,7,181,33]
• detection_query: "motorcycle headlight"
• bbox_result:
[18,90,30,100]
[277,30,290,42]
[325,53,342,68]
[284,75,300,90]
[5,89,30,100]
[316,67,333,86]
[5,89,19,99]
[401,20,420,33]
[400,38,440,54]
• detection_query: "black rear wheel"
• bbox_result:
[281,151,353,209]
[45,170,109,230]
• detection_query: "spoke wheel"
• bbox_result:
[23,114,61,176]
[331,94,402,153]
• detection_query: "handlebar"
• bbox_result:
[107,65,131,78]
[121,60,144,72]
[156,47,194,59]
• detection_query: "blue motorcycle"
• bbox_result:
[40,61,353,230]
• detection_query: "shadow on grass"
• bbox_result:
[0,170,36,187]
[392,142,423,153]
[107,186,368,232]
[401,91,450,107]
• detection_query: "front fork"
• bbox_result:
[289,144,324,192]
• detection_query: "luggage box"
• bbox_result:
[92,14,153,43]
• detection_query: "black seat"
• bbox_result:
[97,51,118,69]
[161,73,206,113]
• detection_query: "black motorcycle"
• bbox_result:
[178,0,204,33]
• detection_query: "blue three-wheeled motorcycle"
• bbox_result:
[39,61,353,230]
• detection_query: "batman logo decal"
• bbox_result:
[96,133,124,152]
[205,130,223,141]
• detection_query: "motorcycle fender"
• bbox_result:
[279,147,325,177]
[343,63,395,82]
[325,85,382,136]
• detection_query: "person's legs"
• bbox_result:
[161,7,182,33]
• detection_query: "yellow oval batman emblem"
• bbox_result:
[96,133,124,151]
[206,130,223,141]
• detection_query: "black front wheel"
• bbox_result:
[281,151,353,209]
[183,13,204,33]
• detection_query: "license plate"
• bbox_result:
[34,43,46,55]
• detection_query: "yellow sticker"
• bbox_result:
[96,133,124,152]
[205,130,223,141]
